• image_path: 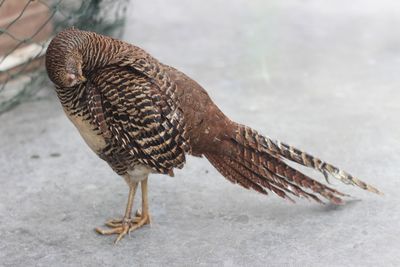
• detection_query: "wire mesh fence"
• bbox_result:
[0,0,129,114]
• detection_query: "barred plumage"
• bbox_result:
[45,28,381,243]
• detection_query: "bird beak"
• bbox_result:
[80,75,87,82]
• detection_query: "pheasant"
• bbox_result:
[45,28,381,243]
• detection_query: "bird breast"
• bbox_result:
[64,109,107,154]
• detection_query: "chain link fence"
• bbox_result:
[0,0,129,114]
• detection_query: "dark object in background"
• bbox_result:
[0,0,129,115]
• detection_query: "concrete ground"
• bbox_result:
[1,0,400,266]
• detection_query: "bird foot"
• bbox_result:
[95,210,151,244]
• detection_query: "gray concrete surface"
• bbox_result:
[1,0,400,266]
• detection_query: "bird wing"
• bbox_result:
[87,64,189,175]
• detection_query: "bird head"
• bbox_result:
[45,29,87,88]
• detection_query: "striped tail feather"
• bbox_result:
[206,151,345,204]
[261,135,381,195]
[234,124,382,195]
[205,124,381,204]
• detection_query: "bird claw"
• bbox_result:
[95,210,151,244]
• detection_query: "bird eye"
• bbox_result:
[67,73,76,81]
[66,73,77,85]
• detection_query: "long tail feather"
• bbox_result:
[206,123,381,205]
[234,124,382,195]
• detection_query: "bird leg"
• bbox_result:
[95,178,151,243]
[106,178,151,227]
[136,177,152,225]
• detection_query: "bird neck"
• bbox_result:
[74,31,122,73]
[49,29,123,75]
